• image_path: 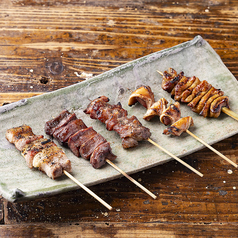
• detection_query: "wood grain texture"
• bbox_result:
[0,0,238,237]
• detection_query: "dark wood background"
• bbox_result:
[0,0,238,237]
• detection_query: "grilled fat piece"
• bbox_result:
[6,125,71,179]
[163,116,194,136]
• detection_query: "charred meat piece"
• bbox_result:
[90,142,117,169]
[160,102,181,126]
[53,119,87,144]
[128,85,155,109]
[113,116,151,148]
[187,80,212,108]
[199,90,224,117]
[95,102,128,125]
[143,98,168,121]
[79,134,107,160]
[84,96,151,148]
[6,125,71,179]
[33,145,71,179]
[45,111,77,136]
[162,68,184,93]
[163,116,194,136]
[174,76,196,101]
[45,110,71,135]
[6,125,44,151]
[21,138,56,168]
[181,77,201,103]
[83,96,110,120]
[68,127,97,157]
[6,125,33,144]
[210,96,230,118]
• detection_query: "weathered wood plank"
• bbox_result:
[0,222,238,237]
[0,93,43,106]
[0,196,3,224]
[0,1,237,95]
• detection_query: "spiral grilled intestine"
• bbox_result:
[161,68,230,118]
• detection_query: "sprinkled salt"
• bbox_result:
[227,169,233,174]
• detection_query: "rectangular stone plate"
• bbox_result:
[0,35,237,202]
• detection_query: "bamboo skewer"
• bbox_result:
[222,107,238,121]
[147,138,203,177]
[63,170,112,210]
[106,159,157,199]
[185,130,238,168]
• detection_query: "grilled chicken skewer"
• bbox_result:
[45,110,156,199]
[6,125,112,210]
[157,69,238,121]
[84,96,203,177]
[129,86,238,168]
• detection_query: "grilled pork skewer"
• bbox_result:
[46,110,156,199]
[6,125,71,179]
[128,86,238,168]
[158,69,238,120]
[84,96,203,177]
[6,125,112,210]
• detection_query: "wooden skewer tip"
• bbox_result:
[157,70,163,76]
[63,170,113,210]
[147,138,203,177]
[186,130,238,168]
[106,159,157,199]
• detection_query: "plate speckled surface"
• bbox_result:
[0,35,237,202]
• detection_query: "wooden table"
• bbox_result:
[1,0,238,237]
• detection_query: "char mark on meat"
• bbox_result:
[161,68,230,118]
[90,142,117,169]
[84,97,151,148]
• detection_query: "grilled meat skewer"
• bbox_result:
[84,96,151,149]
[6,125,71,179]
[45,110,116,169]
[160,68,230,118]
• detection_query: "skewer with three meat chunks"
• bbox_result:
[45,110,156,199]
[128,86,238,168]
[157,68,238,121]
[84,96,203,177]
[5,125,112,210]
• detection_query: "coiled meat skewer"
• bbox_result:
[160,68,230,118]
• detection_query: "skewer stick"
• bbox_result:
[157,70,238,122]
[147,138,203,177]
[222,107,238,121]
[63,170,112,210]
[186,130,238,168]
[106,159,157,199]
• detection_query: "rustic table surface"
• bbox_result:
[0,0,238,237]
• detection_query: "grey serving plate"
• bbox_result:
[0,35,238,202]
